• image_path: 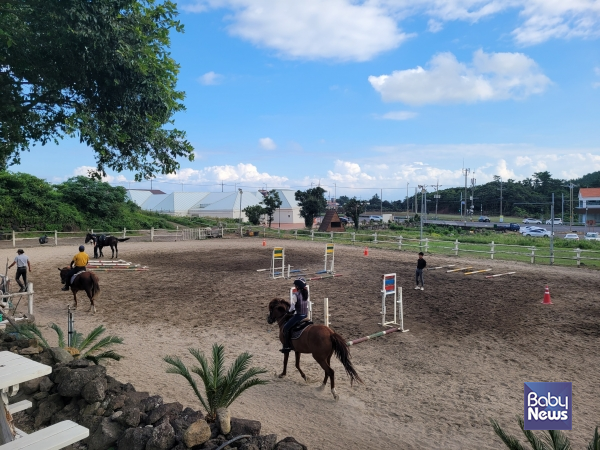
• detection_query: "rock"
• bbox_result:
[117,427,153,450]
[170,444,187,450]
[87,417,126,450]
[51,398,80,424]
[49,347,73,364]
[243,434,277,450]
[115,406,141,428]
[68,358,91,368]
[239,443,260,450]
[82,377,108,403]
[56,365,106,397]
[15,338,38,349]
[124,391,150,408]
[80,415,104,437]
[32,349,54,366]
[39,376,54,393]
[3,334,16,342]
[139,395,163,413]
[273,437,308,450]
[82,401,102,416]
[183,419,211,448]
[199,436,226,449]
[109,394,126,410]
[230,417,261,437]
[146,421,176,450]
[32,391,49,401]
[171,407,204,441]
[34,394,65,428]
[19,346,40,355]
[111,411,123,420]
[217,407,231,434]
[147,402,182,425]
[20,376,41,394]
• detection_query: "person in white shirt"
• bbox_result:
[8,249,31,292]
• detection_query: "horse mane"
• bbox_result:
[268,298,290,310]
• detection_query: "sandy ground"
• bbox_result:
[9,237,600,449]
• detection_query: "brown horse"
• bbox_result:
[58,267,100,314]
[267,298,362,400]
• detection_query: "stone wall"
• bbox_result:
[2,334,307,450]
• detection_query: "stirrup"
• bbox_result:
[61,286,69,291]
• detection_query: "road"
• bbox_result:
[421,219,595,235]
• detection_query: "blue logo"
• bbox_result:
[524,382,572,430]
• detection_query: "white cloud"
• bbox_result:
[259,137,277,150]
[198,71,223,85]
[182,0,408,61]
[163,163,288,184]
[73,166,127,183]
[378,111,418,120]
[427,19,443,33]
[369,50,551,105]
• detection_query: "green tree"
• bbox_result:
[18,323,124,365]
[295,187,327,228]
[0,0,193,180]
[164,344,268,422]
[260,190,282,228]
[344,197,367,230]
[491,417,600,450]
[243,205,264,226]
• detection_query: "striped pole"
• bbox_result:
[306,274,343,281]
[464,269,492,275]
[485,272,516,278]
[347,327,402,346]
[446,266,473,273]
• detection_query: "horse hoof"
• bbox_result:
[278,373,286,379]
[331,388,339,401]
[316,384,326,392]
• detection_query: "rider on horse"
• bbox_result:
[61,245,89,291]
[281,278,309,353]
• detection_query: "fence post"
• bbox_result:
[294,230,297,239]
[54,230,58,246]
[374,232,378,244]
[530,247,535,264]
[398,235,402,250]
[330,231,334,242]
[425,238,429,254]
[175,226,178,242]
[150,227,154,242]
[123,228,126,238]
[576,248,581,267]
[12,230,15,248]
[311,230,314,241]
[27,282,33,315]
[352,232,356,244]
[454,239,459,256]
[221,225,224,237]
[324,298,329,327]
[490,241,495,260]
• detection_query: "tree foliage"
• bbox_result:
[164,344,268,422]
[260,190,282,228]
[243,205,264,225]
[295,187,327,228]
[0,0,193,180]
[344,197,367,230]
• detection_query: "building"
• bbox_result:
[577,188,600,225]
[125,188,305,227]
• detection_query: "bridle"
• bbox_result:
[267,302,291,327]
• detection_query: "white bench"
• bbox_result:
[2,421,88,450]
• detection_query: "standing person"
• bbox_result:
[281,278,309,353]
[8,249,31,292]
[61,245,89,291]
[415,251,426,291]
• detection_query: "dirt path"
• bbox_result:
[16,238,600,449]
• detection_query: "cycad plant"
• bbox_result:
[17,323,124,365]
[164,344,268,422]
[491,417,600,450]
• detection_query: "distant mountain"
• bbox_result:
[573,171,600,188]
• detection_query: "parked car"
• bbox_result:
[522,225,544,232]
[523,218,542,224]
[564,233,579,240]
[521,228,551,238]
[494,223,520,232]
[584,232,600,241]
[545,218,563,225]
[368,215,383,222]
[339,216,349,224]
[478,216,490,222]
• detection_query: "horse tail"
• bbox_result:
[330,332,362,386]
[117,238,130,242]
[91,273,100,298]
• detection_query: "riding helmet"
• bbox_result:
[294,278,307,290]
[79,245,85,252]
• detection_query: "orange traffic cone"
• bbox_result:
[542,285,552,304]
[364,247,369,256]
[262,239,266,247]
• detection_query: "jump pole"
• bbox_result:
[446,266,473,273]
[324,298,329,327]
[347,327,403,346]
[306,274,343,281]
[428,264,456,270]
[485,271,516,278]
[464,269,492,275]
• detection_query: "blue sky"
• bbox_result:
[20,0,600,201]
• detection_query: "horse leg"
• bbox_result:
[86,288,96,314]
[278,351,290,379]
[294,352,307,382]
[114,244,117,259]
[315,353,337,400]
[71,290,78,309]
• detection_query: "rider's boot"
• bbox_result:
[280,332,292,353]
[61,285,70,291]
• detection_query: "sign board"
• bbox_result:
[587,220,596,226]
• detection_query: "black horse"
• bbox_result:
[85,233,130,259]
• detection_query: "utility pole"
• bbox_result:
[463,168,470,221]
[380,188,383,216]
[418,185,427,250]
[406,182,409,219]
[550,193,555,265]
[414,188,417,214]
[563,182,577,231]
[561,193,564,222]
[497,177,504,223]
[434,180,441,220]
[470,176,476,218]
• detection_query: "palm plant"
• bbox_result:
[164,343,268,422]
[490,417,600,450]
[17,323,124,365]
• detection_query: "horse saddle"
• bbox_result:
[291,319,313,340]
[70,271,85,284]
